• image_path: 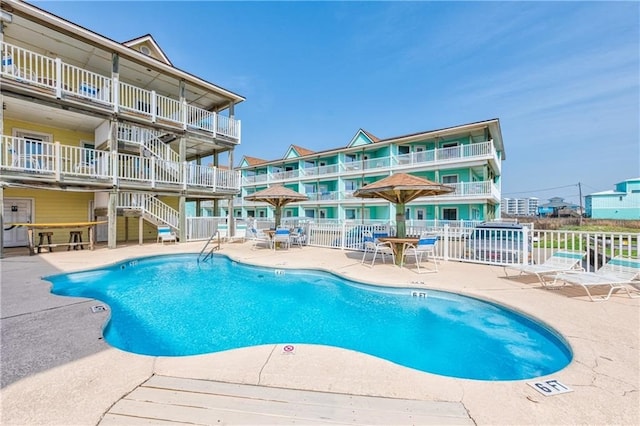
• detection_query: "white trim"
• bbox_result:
[13,128,53,142]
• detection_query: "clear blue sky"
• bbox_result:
[33,1,639,204]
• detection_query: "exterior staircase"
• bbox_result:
[118,192,179,232]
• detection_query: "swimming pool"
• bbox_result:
[45,254,572,381]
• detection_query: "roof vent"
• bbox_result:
[139,46,151,56]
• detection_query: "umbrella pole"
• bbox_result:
[274,206,282,228]
[396,202,406,238]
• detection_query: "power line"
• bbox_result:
[502,183,579,196]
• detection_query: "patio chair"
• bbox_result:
[290,226,306,248]
[361,230,395,267]
[401,233,439,273]
[550,256,640,302]
[273,228,291,250]
[504,250,586,285]
[248,227,272,250]
[157,225,177,244]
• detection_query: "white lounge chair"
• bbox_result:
[361,230,395,267]
[157,225,177,244]
[551,256,640,302]
[504,250,586,285]
[401,233,439,273]
[248,227,272,250]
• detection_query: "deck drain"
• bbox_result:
[90,305,107,313]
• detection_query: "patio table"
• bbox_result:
[377,237,419,266]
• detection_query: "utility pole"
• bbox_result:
[578,182,583,226]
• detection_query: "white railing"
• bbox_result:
[117,192,179,229]
[307,191,340,201]
[293,222,638,272]
[363,157,391,170]
[186,217,221,241]
[186,104,216,133]
[61,62,111,103]
[1,41,241,142]
[241,141,497,185]
[1,43,55,87]
[156,95,183,125]
[441,181,493,198]
[119,82,152,116]
[1,136,241,192]
[216,169,242,191]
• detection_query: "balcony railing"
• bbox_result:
[1,136,240,192]
[242,141,498,185]
[1,42,240,141]
[234,181,497,207]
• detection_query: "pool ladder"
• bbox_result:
[197,231,221,263]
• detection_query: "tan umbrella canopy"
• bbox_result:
[353,173,454,237]
[244,185,309,227]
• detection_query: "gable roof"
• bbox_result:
[284,145,315,159]
[348,129,380,148]
[291,145,315,156]
[122,34,172,66]
[241,156,269,166]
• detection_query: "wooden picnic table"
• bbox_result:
[9,221,107,255]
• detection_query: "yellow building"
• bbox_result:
[1,0,244,255]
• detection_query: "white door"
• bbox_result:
[3,199,32,247]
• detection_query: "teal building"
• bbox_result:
[585,178,640,220]
[233,119,505,225]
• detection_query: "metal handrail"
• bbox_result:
[197,230,221,263]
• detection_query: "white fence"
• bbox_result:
[186,217,638,273]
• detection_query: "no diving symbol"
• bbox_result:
[282,344,295,355]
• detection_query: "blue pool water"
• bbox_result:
[45,254,572,381]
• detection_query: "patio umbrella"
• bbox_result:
[353,173,454,238]
[244,185,308,227]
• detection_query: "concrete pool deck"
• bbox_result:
[1,241,638,425]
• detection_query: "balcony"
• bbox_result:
[234,181,497,208]
[1,136,240,193]
[241,141,499,185]
[1,42,241,142]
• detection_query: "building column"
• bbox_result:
[179,196,186,243]
[108,191,117,249]
[108,120,118,249]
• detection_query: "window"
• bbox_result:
[319,209,327,219]
[397,145,411,164]
[345,209,356,220]
[405,208,410,220]
[442,175,458,184]
[305,209,315,219]
[82,141,95,163]
[416,208,425,221]
[344,180,357,191]
[442,208,458,221]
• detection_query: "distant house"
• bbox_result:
[585,178,640,220]
[538,197,580,217]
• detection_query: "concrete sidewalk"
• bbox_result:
[1,241,638,425]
